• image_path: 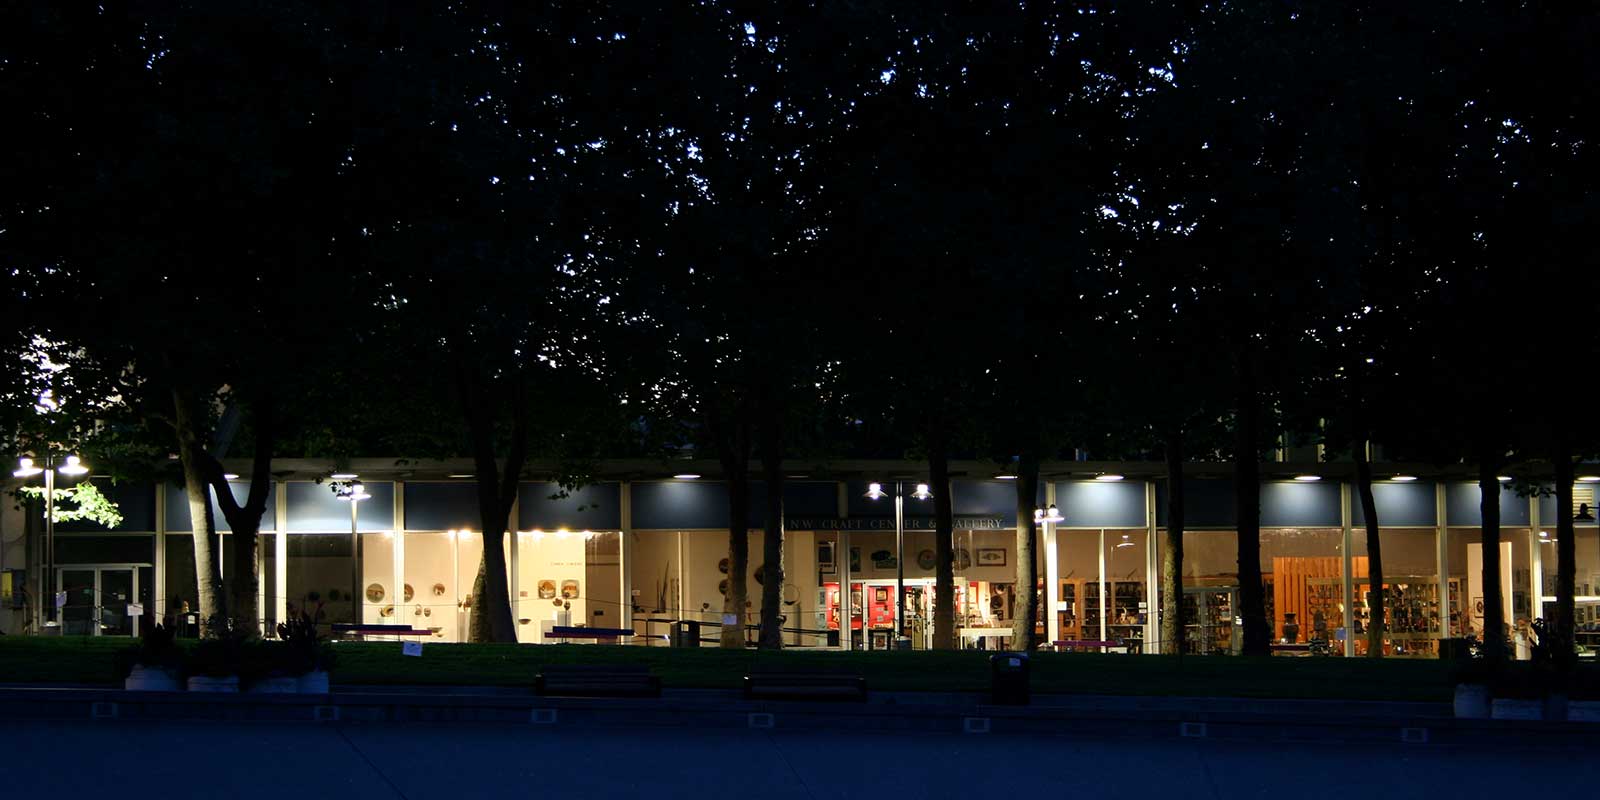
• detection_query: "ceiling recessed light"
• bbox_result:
[223,473,240,481]
[330,472,358,480]
[1390,475,1417,482]
[672,473,701,480]
[1094,474,1125,482]
[1293,475,1321,482]
[447,473,474,479]
[994,474,1018,480]
[1580,476,1600,483]
[1497,476,1513,482]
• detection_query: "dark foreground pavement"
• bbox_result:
[3,717,1590,799]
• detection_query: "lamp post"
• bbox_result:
[14,455,88,630]
[866,481,932,642]
[332,478,371,625]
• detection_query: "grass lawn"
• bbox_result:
[0,636,1461,701]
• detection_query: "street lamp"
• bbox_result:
[1034,504,1064,645]
[332,478,371,625]
[865,480,933,644]
[14,454,89,629]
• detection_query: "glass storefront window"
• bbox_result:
[1163,528,1345,655]
[1350,529,1441,657]
[513,530,623,642]
[1051,529,1148,652]
[1447,528,1533,655]
[285,534,354,627]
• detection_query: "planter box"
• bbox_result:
[124,666,181,692]
[297,670,330,694]
[1453,684,1490,719]
[187,675,240,693]
[1490,698,1542,720]
[246,677,298,694]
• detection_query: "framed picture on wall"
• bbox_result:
[850,547,862,572]
[976,548,1007,567]
[874,587,888,603]
[818,541,836,573]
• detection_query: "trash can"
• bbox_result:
[895,636,913,651]
[672,620,700,648]
[989,651,1030,705]
[826,629,840,647]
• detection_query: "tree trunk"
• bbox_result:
[1478,458,1506,661]
[757,416,785,650]
[460,369,524,644]
[930,443,956,650]
[706,394,753,650]
[722,473,751,649]
[1354,439,1384,657]
[173,389,226,636]
[1234,356,1269,656]
[1161,429,1185,655]
[1554,437,1576,665]
[1011,453,1041,651]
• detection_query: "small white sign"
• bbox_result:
[187,614,198,624]
[402,641,423,657]
[1053,601,1068,611]
[127,603,143,617]
[54,591,67,609]
[722,614,738,626]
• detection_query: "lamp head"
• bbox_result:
[57,455,88,476]
[13,457,43,478]
[865,482,886,500]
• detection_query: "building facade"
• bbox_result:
[3,459,1594,658]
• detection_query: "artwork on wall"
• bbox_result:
[976,548,1007,567]
[719,578,730,596]
[917,550,936,570]
[537,580,557,599]
[403,584,415,602]
[560,580,580,599]
[432,583,447,597]
[871,550,896,570]
[849,547,862,572]
[874,587,888,603]
[366,583,385,603]
[754,564,767,585]
[818,541,836,572]
[718,558,730,575]
[955,549,973,570]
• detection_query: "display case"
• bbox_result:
[1182,587,1237,655]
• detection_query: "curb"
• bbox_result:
[2,686,1594,747]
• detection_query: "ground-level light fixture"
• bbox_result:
[1094,474,1124,482]
[1293,475,1322,482]
[672,473,701,480]
[1390,475,1417,482]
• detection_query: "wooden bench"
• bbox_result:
[743,670,866,701]
[535,664,661,697]
[546,625,633,643]
[332,623,431,641]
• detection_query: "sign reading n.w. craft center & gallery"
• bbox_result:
[783,516,1007,531]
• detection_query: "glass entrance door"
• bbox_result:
[60,569,97,636]
[56,567,139,637]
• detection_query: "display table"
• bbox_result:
[959,627,1013,650]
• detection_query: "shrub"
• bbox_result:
[115,623,184,677]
